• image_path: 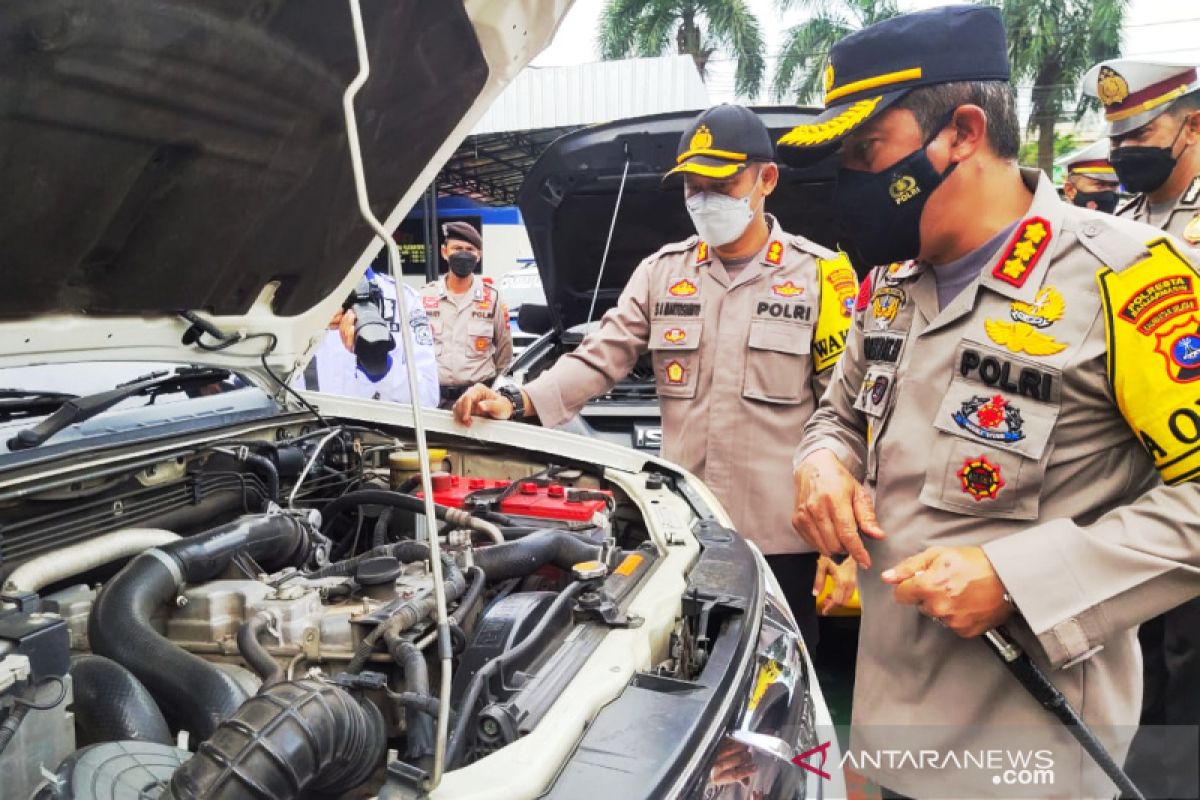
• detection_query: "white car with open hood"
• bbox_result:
[0,2,839,799]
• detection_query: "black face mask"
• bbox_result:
[447,251,479,277]
[834,117,958,265]
[1072,189,1119,214]
[1110,118,1190,194]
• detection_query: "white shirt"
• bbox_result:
[297,272,439,407]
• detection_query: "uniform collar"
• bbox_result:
[976,168,1065,304]
[437,275,486,303]
[913,169,1064,334]
[1180,174,1200,208]
[704,215,787,289]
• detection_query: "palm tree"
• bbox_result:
[771,0,901,104]
[999,0,1127,175]
[598,0,766,98]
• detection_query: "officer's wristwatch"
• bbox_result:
[497,385,525,419]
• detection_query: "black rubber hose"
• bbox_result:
[319,489,450,534]
[451,565,487,628]
[164,679,385,800]
[447,581,585,767]
[372,507,393,548]
[237,613,284,691]
[242,453,280,504]
[89,514,312,741]
[471,530,602,582]
[303,540,431,580]
[346,554,466,673]
[0,704,27,756]
[69,655,172,746]
[386,636,434,760]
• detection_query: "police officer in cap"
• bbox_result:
[1084,59,1200,248]
[453,104,859,646]
[782,6,1200,797]
[1060,139,1121,213]
[1082,55,1200,800]
[420,220,513,408]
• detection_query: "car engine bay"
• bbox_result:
[0,420,726,799]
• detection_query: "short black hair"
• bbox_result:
[896,81,1020,160]
[1167,89,1200,117]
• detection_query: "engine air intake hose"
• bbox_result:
[69,655,172,747]
[163,680,385,800]
[88,514,312,741]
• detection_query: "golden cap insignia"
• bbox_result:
[1096,66,1130,107]
[823,63,835,94]
[690,124,713,151]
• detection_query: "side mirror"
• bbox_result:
[517,304,554,335]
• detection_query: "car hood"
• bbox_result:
[517,107,853,335]
[0,0,570,381]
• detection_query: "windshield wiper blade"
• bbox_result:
[6,367,230,451]
[0,390,81,422]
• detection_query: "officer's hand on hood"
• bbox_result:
[883,545,1014,637]
[792,449,885,568]
[453,384,521,426]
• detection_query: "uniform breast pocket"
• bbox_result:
[742,320,812,404]
[466,318,493,358]
[648,320,702,399]
[919,375,1061,519]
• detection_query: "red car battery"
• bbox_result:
[420,474,610,523]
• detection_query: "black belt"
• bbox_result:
[439,384,471,402]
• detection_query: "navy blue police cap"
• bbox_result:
[666,104,775,180]
[777,5,1010,153]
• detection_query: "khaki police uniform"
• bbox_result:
[796,169,1200,796]
[420,276,512,391]
[1119,174,1200,248]
[525,215,857,557]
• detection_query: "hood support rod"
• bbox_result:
[342,0,452,789]
[585,143,631,328]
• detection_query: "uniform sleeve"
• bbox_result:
[493,294,514,376]
[808,252,857,399]
[985,240,1200,668]
[794,269,873,480]
[523,258,653,428]
[404,286,441,408]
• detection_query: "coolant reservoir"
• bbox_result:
[389,448,449,489]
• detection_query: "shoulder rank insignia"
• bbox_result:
[696,241,710,264]
[992,218,1052,288]
[984,285,1068,356]
[669,278,698,297]
[772,280,804,298]
[765,240,783,266]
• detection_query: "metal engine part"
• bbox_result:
[44,561,440,671]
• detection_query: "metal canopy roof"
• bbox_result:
[436,56,709,206]
[438,126,578,206]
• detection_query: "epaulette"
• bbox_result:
[786,231,837,261]
[1070,212,1162,275]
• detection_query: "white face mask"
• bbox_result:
[684,171,762,246]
